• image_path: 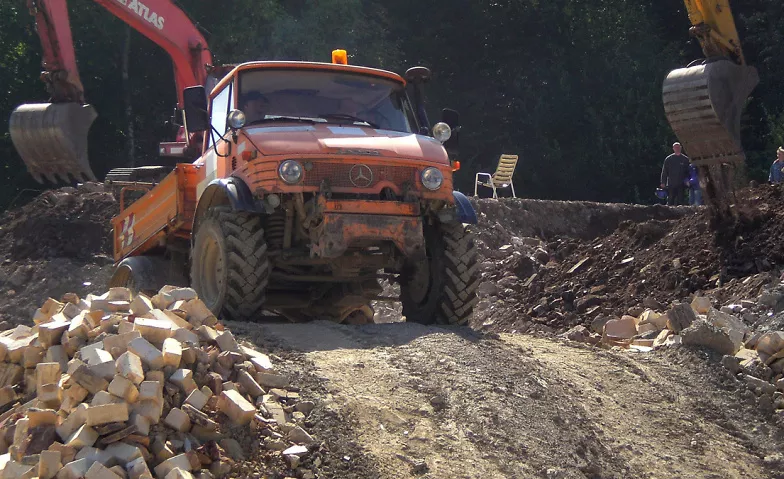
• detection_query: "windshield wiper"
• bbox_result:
[245,116,319,127]
[317,113,379,129]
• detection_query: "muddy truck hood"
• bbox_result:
[241,124,449,164]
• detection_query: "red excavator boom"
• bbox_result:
[10,0,213,183]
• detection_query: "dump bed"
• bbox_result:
[112,164,199,261]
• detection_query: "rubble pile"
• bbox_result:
[471,185,784,334]
[0,285,316,478]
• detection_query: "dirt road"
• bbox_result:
[226,320,784,479]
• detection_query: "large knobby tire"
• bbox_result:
[401,222,479,325]
[190,207,270,321]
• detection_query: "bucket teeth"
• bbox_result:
[9,102,98,184]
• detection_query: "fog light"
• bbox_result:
[266,194,281,208]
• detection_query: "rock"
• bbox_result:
[590,316,610,335]
[511,256,536,278]
[744,375,776,396]
[643,297,664,311]
[477,282,500,297]
[534,248,550,264]
[756,332,784,360]
[532,304,549,317]
[691,296,712,314]
[8,266,33,288]
[721,355,741,374]
[681,320,739,355]
[603,316,637,340]
[666,303,697,333]
[575,295,603,314]
[760,290,784,308]
[627,306,645,318]
[562,326,590,343]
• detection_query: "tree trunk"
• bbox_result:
[122,26,136,167]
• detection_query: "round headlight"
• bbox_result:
[421,167,444,190]
[279,160,303,184]
[227,109,246,130]
[432,122,452,143]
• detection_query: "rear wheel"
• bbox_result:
[400,221,479,325]
[109,255,186,296]
[190,207,270,321]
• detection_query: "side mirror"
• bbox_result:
[405,67,433,134]
[442,108,459,151]
[183,86,208,133]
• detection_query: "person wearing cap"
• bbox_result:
[769,147,784,184]
[241,91,269,123]
[660,142,690,206]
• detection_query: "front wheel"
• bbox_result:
[190,207,270,321]
[400,221,479,325]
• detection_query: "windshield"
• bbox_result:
[238,69,417,133]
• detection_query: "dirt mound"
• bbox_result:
[0,184,117,326]
[472,185,784,334]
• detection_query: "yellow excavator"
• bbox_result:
[663,0,758,217]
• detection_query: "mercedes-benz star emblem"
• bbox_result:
[349,164,373,188]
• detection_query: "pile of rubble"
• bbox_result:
[471,184,784,335]
[0,285,316,478]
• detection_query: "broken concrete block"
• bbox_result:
[104,442,142,464]
[249,355,273,372]
[116,351,144,385]
[666,303,697,333]
[57,458,91,479]
[237,370,264,397]
[0,385,16,408]
[129,294,153,317]
[165,468,194,479]
[108,466,126,479]
[756,331,784,360]
[138,381,163,404]
[215,331,241,353]
[128,338,164,370]
[71,365,109,394]
[602,316,637,341]
[153,454,193,478]
[36,362,62,391]
[102,332,141,359]
[2,459,35,479]
[65,425,98,448]
[84,461,122,479]
[256,373,289,389]
[195,326,219,343]
[164,408,191,432]
[108,375,139,403]
[682,320,739,355]
[154,309,191,331]
[39,321,71,348]
[86,403,128,426]
[220,390,255,425]
[67,313,91,340]
[56,404,88,442]
[170,370,197,395]
[39,383,63,406]
[28,408,58,427]
[64,383,89,404]
[131,400,163,425]
[129,413,151,436]
[126,456,152,479]
[162,338,182,368]
[39,449,62,479]
[691,296,712,315]
[45,345,69,372]
[133,318,173,344]
[184,390,208,411]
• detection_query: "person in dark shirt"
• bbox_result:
[660,142,690,206]
[769,147,784,184]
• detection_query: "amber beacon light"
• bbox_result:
[332,49,348,64]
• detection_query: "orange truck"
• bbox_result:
[10,0,480,324]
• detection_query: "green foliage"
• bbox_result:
[0,0,782,208]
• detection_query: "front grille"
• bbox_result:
[303,162,416,189]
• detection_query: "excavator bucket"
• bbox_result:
[9,102,98,183]
[662,59,758,214]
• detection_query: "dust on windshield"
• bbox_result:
[238,69,417,133]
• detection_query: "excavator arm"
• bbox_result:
[662,0,758,217]
[10,0,213,183]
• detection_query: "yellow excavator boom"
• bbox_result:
[662,0,758,217]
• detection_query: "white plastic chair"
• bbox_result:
[474,154,518,198]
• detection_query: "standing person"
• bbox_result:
[686,161,703,206]
[769,147,784,184]
[660,142,690,206]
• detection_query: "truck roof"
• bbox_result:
[210,61,406,95]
